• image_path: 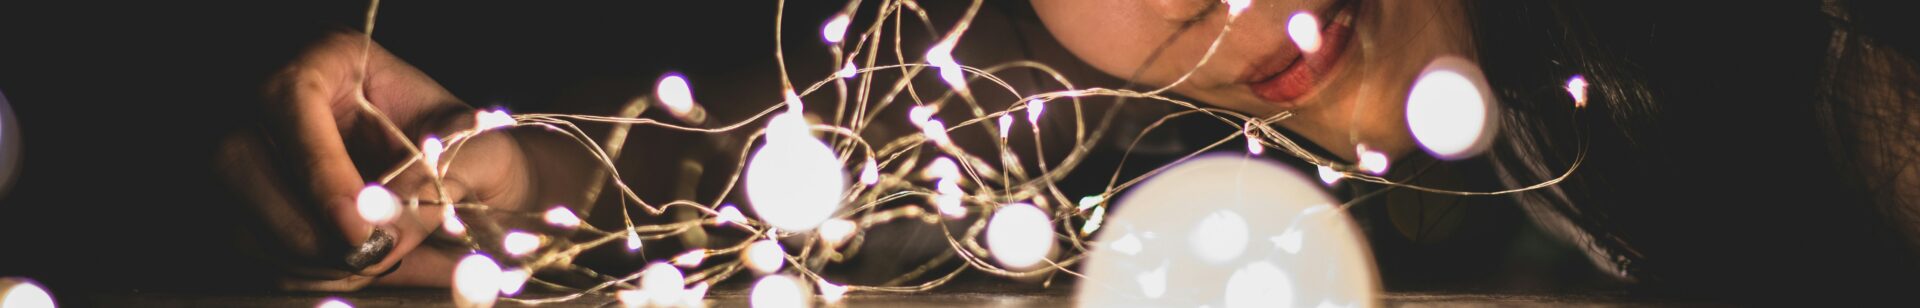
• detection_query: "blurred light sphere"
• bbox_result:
[745,112,846,231]
[1405,56,1499,160]
[1077,155,1379,308]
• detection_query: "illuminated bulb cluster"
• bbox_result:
[986,203,1054,269]
[356,184,399,225]
[1404,56,1499,160]
[925,40,967,93]
[928,157,967,218]
[1078,156,1378,308]
[1287,11,1322,53]
[745,111,845,231]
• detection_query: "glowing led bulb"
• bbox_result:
[503,231,541,256]
[1405,56,1499,160]
[859,159,879,186]
[452,254,501,308]
[749,275,808,308]
[474,108,515,131]
[716,205,749,226]
[316,297,353,308]
[919,118,952,147]
[936,179,967,218]
[422,136,444,176]
[746,112,845,231]
[744,239,786,274]
[822,13,851,44]
[1245,132,1265,155]
[987,203,1054,270]
[1316,165,1344,186]
[818,218,857,247]
[1080,206,1107,235]
[443,205,466,235]
[817,279,848,304]
[1026,99,1045,126]
[0,277,55,308]
[1565,74,1589,108]
[625,229,643,251]
[673,250,707,268]
[1077,156,1379,308]
[908,105,934,125]
[656,73,698,119]
[1226,0,1253,17]
[1356,144,1390,175]
[1076,195,1104,211]
[543,206,581,229]
[640,263,687,307]
[926,40,967,93]
[925,157,960,180]
[498,268,530,296]
[356,184,398,225]
[838,62,858,79]
[1288,11,1322,53]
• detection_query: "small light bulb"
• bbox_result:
[672,250,707,268]
[682,282,711,307]
[497,268,529,296]
[818,279,848,304]
[936,179,967,218]
[316,297,354,308]
[822,13,852,44]
[356,184,398,225]
[422,136,444,176]
[818,219,857,247]
[750,275,808,308]
[746,112,845,231]
[474,108,515,131]
[1026,99,1045,126]
[743,239,786,274]
[1316,165,1342,185]
[640,263,686,307]
[919,119,951,147]
[1076,195,1104,211]
[543,206,581,229]
[1288,11,1322,53]
[1356,144,1390,175]
[716,205,749,226]
[1192,210,1251,263]
[503,231,541,256]
[925,157,960,180]
[656,73,698,119]
[908,105,934,125]
[987,203,1054,269]
[625,229,644,251]
[1080,205,1107,235]
[859,159,880,186]
[783,90,806,114]
[452,254,501,308]
[1245,132,1265,155]
[1405,56,1498,160]
[1226,0,1253,17]
[443,205,466,235]
[926,40,967,93]
[1565,74,1589,108]
[838,62,858,79]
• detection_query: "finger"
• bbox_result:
[261,49,384,274]
[216,131,357,280]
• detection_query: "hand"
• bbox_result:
[218,29,533,290]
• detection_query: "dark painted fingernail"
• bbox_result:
[343,228,395,271]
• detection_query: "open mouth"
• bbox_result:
[1244,0,1360,106]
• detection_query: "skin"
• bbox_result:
[1031,0,1476,162]
[218,30,534,290]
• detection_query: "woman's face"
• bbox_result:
[1032,0,1474,160]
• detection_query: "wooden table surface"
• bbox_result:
[75,289,1707,307]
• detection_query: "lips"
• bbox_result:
[1247,0,1358,105]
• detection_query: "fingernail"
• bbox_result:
[343,228,395,271]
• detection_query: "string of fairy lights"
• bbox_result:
[0,0,1599,307]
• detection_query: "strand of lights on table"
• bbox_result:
[300,0,1602,307]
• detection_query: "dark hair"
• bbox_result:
[1471,0,1920,300]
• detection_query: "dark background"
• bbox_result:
[2,0,1918,305]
